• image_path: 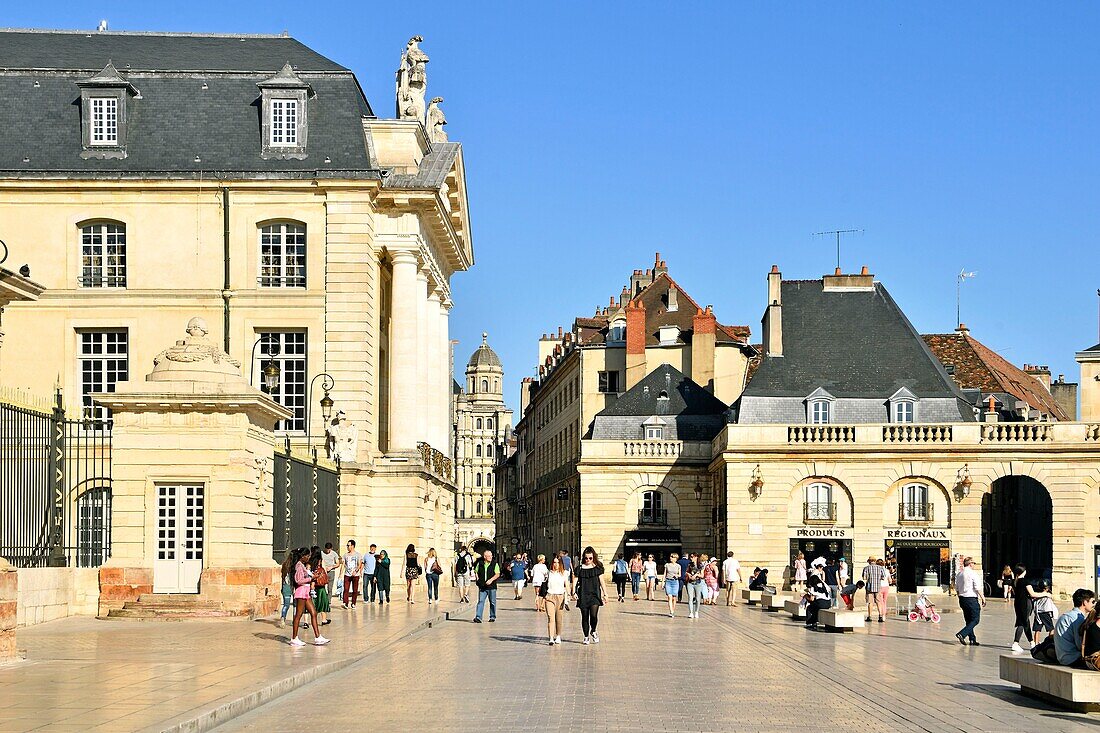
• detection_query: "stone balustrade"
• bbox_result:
[623,440,682,457]
[882,424,953,443]
[581,440,711,462]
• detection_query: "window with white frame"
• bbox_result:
[894,400,915,423]
[476,444,482,457]
[810,400,831,424]
[476,418,483,430]
[608,319,626,343]
[270,99,298,146]
[259,223,306,287]
[80,222,127,287]
[901,483,930,520]
[645,424,664,440]
[486,417,493,430]
[476,473,482,487]
[257,331,307,431]
[804,482,833,520]
[79,330,128,429]
[90,97,118,145]
[641,490,663,523]
[486,473,492,487]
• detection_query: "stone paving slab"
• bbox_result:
[220,596,1097,733]
[0,590,469,733]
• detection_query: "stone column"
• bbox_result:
[388,250,420,452]
[439,297,452,457]
[0,558,16,659]
[415,265,431,446]
[426,288,443,452]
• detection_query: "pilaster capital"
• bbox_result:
[389,249,420,267]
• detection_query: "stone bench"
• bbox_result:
[741,589,762,604]
[1000,655,1100,712]
[761,592,788,611]
[784,599,806,619]
[818,608,865,631]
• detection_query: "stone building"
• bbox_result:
[452,334,512,552]
[0,29,472,569]
[509,261,1100,596]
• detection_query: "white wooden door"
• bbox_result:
[153,484,205,593]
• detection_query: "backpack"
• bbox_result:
[456,554,469,575]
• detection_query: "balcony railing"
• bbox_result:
[416,441,453,482]
[789,426,855,444]
[883,425,952,443]
[623,440,682,457]
[803,502,836,524]
[982,424,1051,443]
[638,509,668,526]
[899,502,934,524]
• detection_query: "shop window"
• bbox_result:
[900,483,932,522]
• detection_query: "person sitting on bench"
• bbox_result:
[1034,588,1096,665]
[748,568,769,591]
[804,574,832,629]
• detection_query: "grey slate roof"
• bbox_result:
[0,30,375,175]
[384,143,460,188]
[593,365,728,441]
[743,281,968,400]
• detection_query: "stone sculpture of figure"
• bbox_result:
[325,410,359,463]
[396,35,429,121]
[427,97,448,142]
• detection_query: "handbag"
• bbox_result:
[431,561,442,575]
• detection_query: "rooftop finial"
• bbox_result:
[482,331,488,343]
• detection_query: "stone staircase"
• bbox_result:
[101,594,252,621]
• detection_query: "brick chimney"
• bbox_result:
[692,306,717,393]
[761,265,783,357]
[1024,364,1052,392]
[1051,374,1079,421]
[625,299,647,390]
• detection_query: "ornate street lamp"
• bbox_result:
[249,338,281,393]
[306,373,336,455]
[749,465,765,501]
[954,463,973,502]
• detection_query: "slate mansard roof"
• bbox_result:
[592,365,728,441]
[737,279,973,423]
[0,29,376,175]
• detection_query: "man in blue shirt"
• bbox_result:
[677,553,691,601]
[1045,588,1096,666]
[509,554,528,600]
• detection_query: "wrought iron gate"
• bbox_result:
[0,389,112,567]
[271,437,340,562]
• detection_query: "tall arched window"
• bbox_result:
[475,473,482,487]
[475,444,482,457]
[259,222,306,288]
[476,500,483,515]
[641,490,664,524]
[486,418,493,430]
[80,221,127,288]
[486,443,494,458]
[486,473,492,487]
[481,378,489,392]
[476,418,483,430]
[804,482,835,522]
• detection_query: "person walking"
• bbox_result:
[684,556,705,619]
[404,544,421,603]
[793,552,807,593]
[544,556,569,645]
[290,548,328,646]
[612,554,629,602]
[455,545,475,603]
[703,556,719,605]
[473,549,501,623]
[1000,565,1015,604]
[509,553,528,600]
[628,552,644,601]
[560,551,574,611]
[531,554,549,612]
[876,558,892,618]
[424,548,443,605]
[321,542,341,602]
[277,548,298,628]
[838,557,849,588]
[677,552,691,602]
[572,546,607,644]
[954,556,986,645]
[342,539,363,609]
[1010,565,1052,653]
[375,549,392,604]
[722,550,742,606]
[363,543,378,603]
[643,554,658,601]
[862,557,888,623]
[664,553,683,618]
[310,547,332,628]
[823,558,841,608]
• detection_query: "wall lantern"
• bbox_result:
[954,463,973,502]
[749,465,765,501]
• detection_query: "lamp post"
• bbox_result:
[249,338,281,393]
[306,373,335,455]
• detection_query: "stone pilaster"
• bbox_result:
[387,250,419,452]
[0,558,17,660]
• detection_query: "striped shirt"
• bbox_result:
[862,564,888,592]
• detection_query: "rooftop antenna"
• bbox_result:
[956,269,976,329]
[97,19,109,32]
[812,229,863,271]
[1096,289,1100,343]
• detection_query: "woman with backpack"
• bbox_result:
[405,544,421,603]
[424,548,443,605]
[611,553,629,602]
[290,547,329,646]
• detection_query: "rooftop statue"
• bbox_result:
[396,35,429,122]
[427,96,448,142]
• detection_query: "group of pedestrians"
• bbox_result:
[278,546,332,646]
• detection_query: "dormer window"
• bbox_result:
[608,319,626,343]
[77,63,137,159]
[258,63,313,159]
[645,425,664,440]
[888,388,918,424]
[658,325,680,346]
[805,387,835,425]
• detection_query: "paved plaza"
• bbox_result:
[222,592,1095,733]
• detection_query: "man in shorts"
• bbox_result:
[454,545,475,603]
[722,551,742,607]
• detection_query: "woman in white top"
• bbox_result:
[838,557,849,587]
[544,556,569,645]
[643,554,658,601]
[530,554,549,613]
[664,554,683,617]
[793,552,807,593]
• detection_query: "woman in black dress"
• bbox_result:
[405,544,420,603]
[572,546,608,645]
[1011,565,1052,653]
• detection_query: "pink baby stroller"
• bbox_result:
[907,591,941,623]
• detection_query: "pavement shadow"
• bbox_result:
[937,681,1077,713]
[489,634,552,645]
[254,632,290,643]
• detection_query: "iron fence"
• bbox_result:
[0,389,112,567]
[271,437,340,562]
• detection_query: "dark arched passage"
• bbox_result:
[982,476,1053,588]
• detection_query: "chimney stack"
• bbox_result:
[1024,364,1052,392]
[1051,374,1079,421]
[956,323,970,336]
[1076,343,1100,422]
[667,286,678,312]
[762,265,783,357]
[625,299,647,390]
[983,395,999,423]
[692,306,717,393]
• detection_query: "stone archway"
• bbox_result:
[982,476,1053,588]
[470,537,494,556]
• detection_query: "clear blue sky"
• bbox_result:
[9,3,1100,418]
